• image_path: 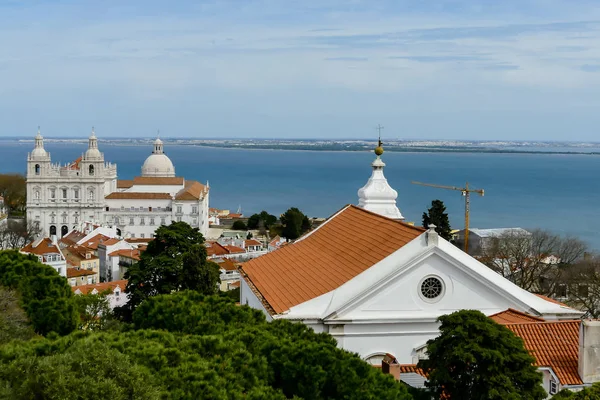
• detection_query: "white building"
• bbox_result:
[26,129,210,239]
[21,237,67,277]
[72,279,129,310]
[239,144,584,396]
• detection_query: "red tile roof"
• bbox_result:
[21,238,61,256]
[206,242,229,257]
[224,245,245,254]
[82,234,111,250]
[132,176,184,185]
[399,364,427,377]
[245,239,262,247]
[124,238,153,244]
[175,180,207,200]
[489,308,545,324]
[67,268,97,278]
[72,280,128,295]
[105,192,172,200]
[504,320,582,385]
[109,248,141,261]
[240,205,425,314]
[102,238,120,246]
[216,258,239,272]
[116,180,133,188]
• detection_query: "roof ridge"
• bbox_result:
[346,204,426,233]
[503,319,582,326]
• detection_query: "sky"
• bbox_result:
[1,0,600,140]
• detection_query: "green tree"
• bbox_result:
[0,174,26,216]
[0,286,36,344]
[422,200,452,241]
[0,250,77,336]
[247,211,278,230]
[280,207,311,240]
[552,383,600,399]
[418,310,545,400]
[231,220,247,230]
[121,222,219,319]
[73,292,114,331]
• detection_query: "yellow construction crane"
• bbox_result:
[411,181,484,253]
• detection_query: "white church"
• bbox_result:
[26,128,210,239]
[240,141,587,395]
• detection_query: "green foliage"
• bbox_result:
[247,211,278,230]
[280,207,311,240]
[422,199,452,241]
[231,220,247,230]
[0,174,26,215]
[121,222,219,319]
[553,383,600,399]
[418,310,545,400]
[73,292,115,331]
[131,291,412,399]
[222,286,240,302]
[0,250,77,336]
[0,286,36,344]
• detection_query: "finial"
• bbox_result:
[157,129,160,139]
[37,126,41,134]
[374,124,384,156]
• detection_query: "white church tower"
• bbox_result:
[357,136,404,220]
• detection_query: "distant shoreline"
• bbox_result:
[6,139,600,156]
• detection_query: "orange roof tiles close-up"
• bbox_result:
[175,180,206,201]
[132,176,184,186]
[224,245,246,254]
[21,238,61,256]
[240,205,425,315]
[117,180,134,188]
[109,248,141,261]
[245,239,263,247]
[215,257,239,271]
[67,268,97,278]
[105,192,172,200]
[489,308,545,324]
[504,320,582,385]
[72,280,128,294]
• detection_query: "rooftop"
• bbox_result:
[240,205,425,314]
[72,279,128,295]
[468,227,531,238]
[105,192,172,200]
[67,268,97,278]
[132,176,184,186]
[175,180,207,201]
[22,238,61,257]
[489,308,545,324]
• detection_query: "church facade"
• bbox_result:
[26,129,209,239]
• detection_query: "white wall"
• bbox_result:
[240,277,272,321]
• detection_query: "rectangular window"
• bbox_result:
[150,218,155,225]
[50,189,56,198]
[74,189,79,199]
[549,380,558,395]
[129,218,134,225]
[177,206,182,213]
[131,233,135,238]
[62,189,67,199]
[161,217,166,225]
[177,216,182,222]
[70,278,76,286]
[192,206,198,214]
[140,217,145,225]
[141,233,145,238]
[193,218,197,225]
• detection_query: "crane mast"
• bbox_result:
[411,181,484,253]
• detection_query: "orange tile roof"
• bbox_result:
[399,364,428,377]
[504,320,582,385]
[132,176,184,185]
[229,281,241,288]
[240,205,425,314]
[124,238,153,243]
[105,192,172,200]
[72,280,128,294]
[67,156,82,170]
[109,248,141,261]
[117,180,133,188]
[175,180,207,200]
[245,239,262,247]
[102,238,120,246]
[216,258,239,271]
[489,308,545,324]
[67,268,97,278]
[21,238,61,256]
[534,293,573,308]
[82,234,111,250]
[206,242,230,257]
[224,245,245,254]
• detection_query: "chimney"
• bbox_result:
[579,320,600,383]
[426,224,439,247]
[381,353,400,381]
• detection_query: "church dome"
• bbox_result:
[84,128,102,159]
[141,137,176,177]
[31,129,49,159]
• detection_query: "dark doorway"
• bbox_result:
[49,225,57,236]
[61,225,68,237]
[116,228,122,237]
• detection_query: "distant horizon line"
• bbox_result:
[1,136,599,144]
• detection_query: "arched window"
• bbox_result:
[35,164,40,175]
[34,190,40,200]
[88,189,94,201]
[49,225,57,236]
[89,165,94,176]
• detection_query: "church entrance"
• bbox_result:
[49,225,56,236]
[61,225,68,237]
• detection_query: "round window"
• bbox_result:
[420,276,444,300]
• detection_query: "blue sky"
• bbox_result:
[1,0,600,140]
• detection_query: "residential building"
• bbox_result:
[72,279,129,309]
[67,267,98,286]
[21,237,67,277]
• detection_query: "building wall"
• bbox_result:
[240,278,272,321]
